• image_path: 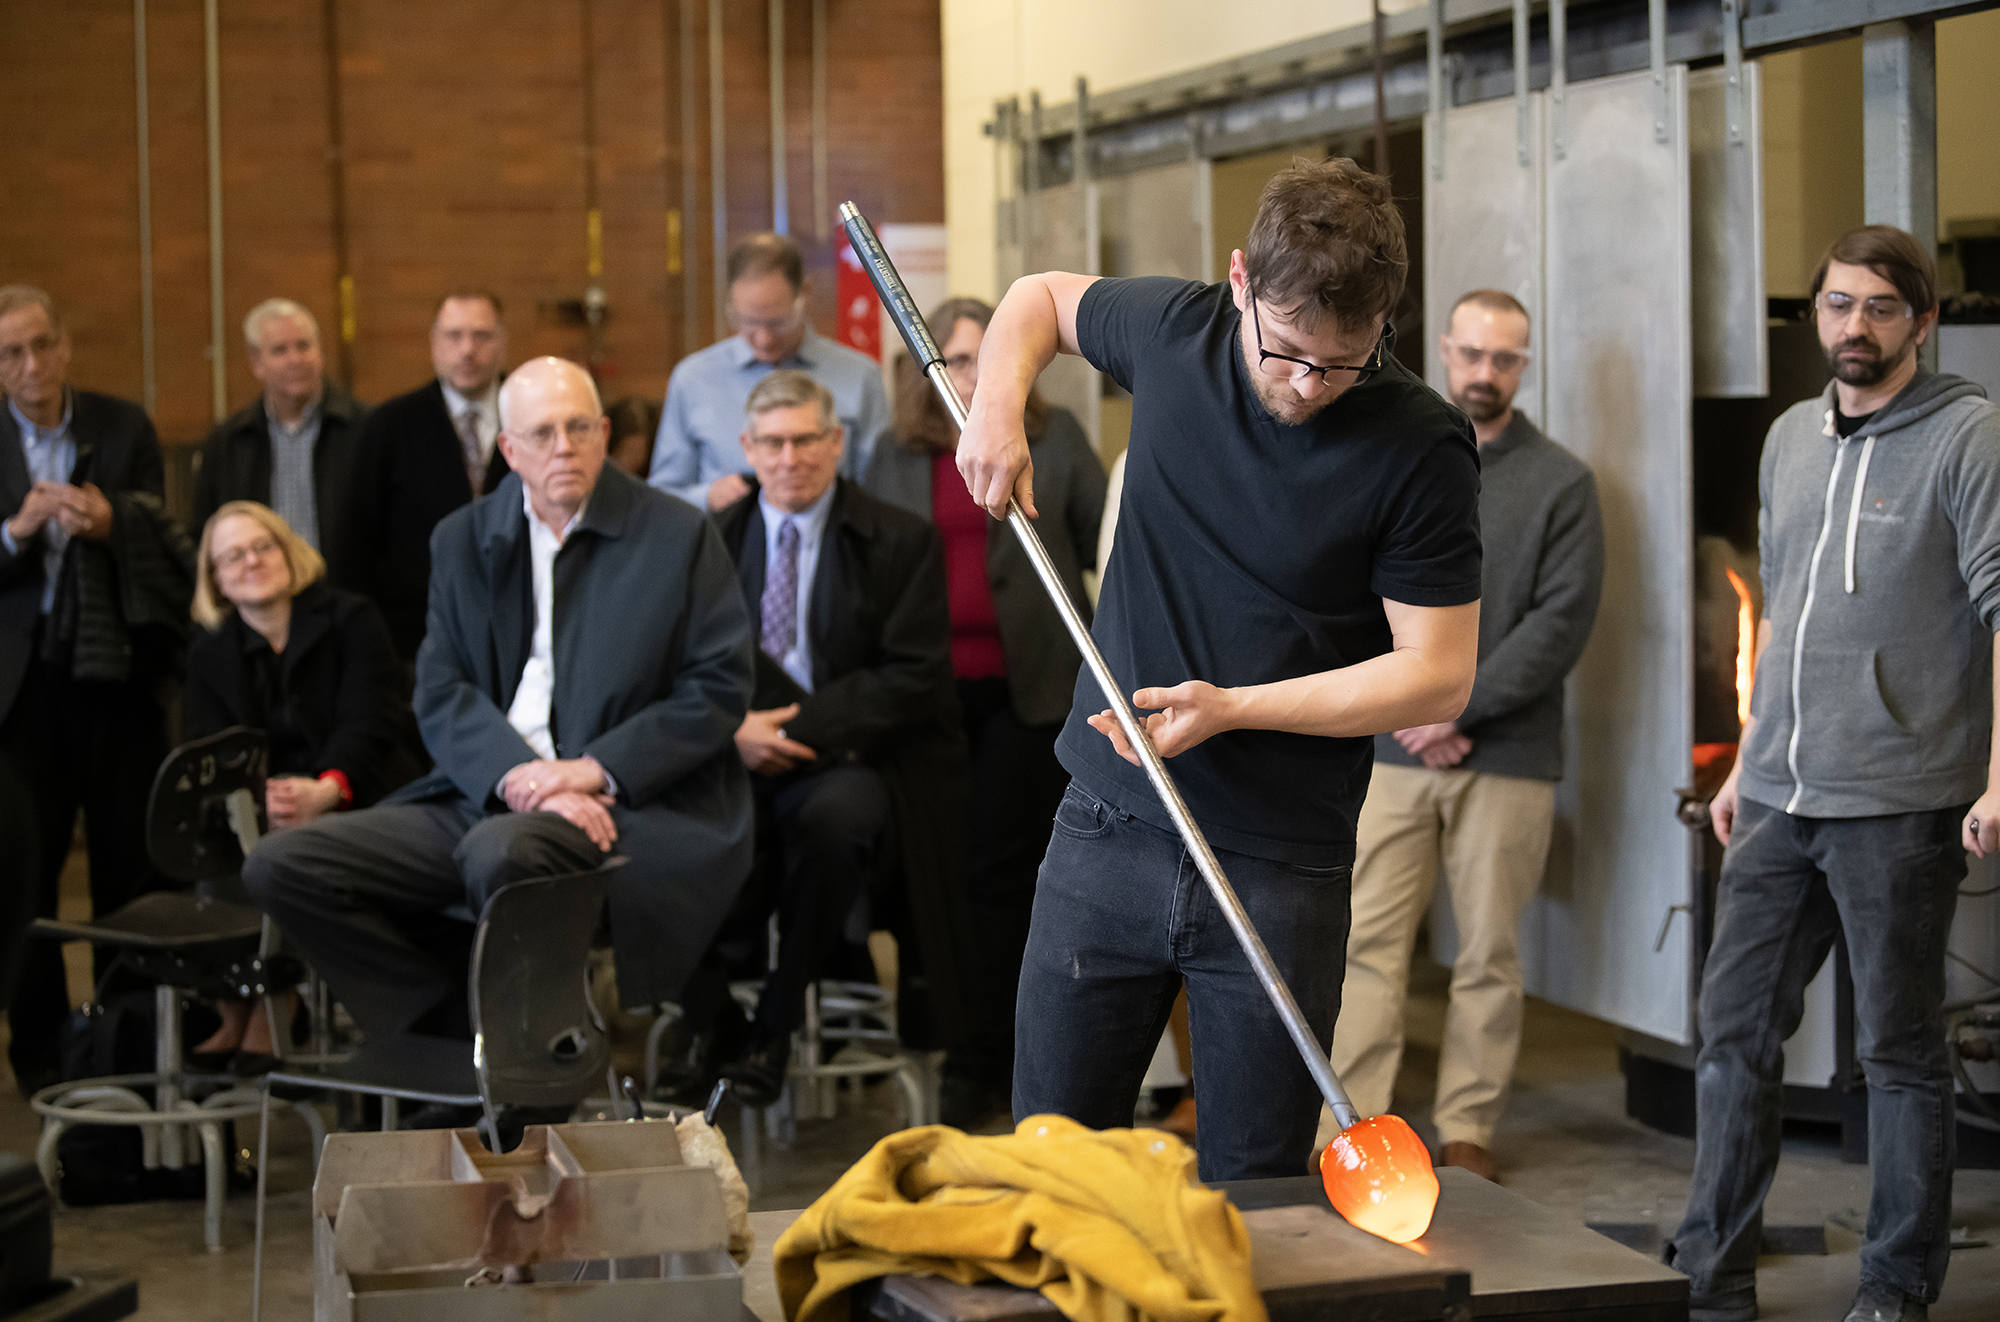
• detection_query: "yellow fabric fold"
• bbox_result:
[773,1114,1268,1322]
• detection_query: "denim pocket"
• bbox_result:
[1050,785,1114,840]
[1283,860,1353,889]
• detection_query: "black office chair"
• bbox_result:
[250,859,621,1320]
[27,726,319,1253]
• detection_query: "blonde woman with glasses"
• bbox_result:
[184,501,420,1071]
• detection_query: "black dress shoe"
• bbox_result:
[654,1017,717,1108]
[493,1104,575,1152]
[939,1073,1006,1131]
[230,1051,281,1078]
[397,1101,483,1131]
[1844,1282,1927,1322]
[720,1036,791,1108]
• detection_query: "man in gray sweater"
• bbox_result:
[1319,289,1603,1181]
[1667,227,2000,1322]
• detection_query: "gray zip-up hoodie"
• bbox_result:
[1738,371,2000,818]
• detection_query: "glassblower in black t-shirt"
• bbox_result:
[954,157,1484,1179]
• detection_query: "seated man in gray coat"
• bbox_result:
[245,357,755,1113]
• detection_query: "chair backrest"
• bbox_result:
[147,726,268,884]
[467,860,619,1113]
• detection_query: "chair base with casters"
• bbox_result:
[24,728,316,1252]
[251,862,620,1322]
[29,900,303,1254]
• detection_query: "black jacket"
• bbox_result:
[335,379,510,663]
[864,405,1106,724]
[0,389,166,720]
[713,478,971,1047]
[186,582,422,808]
[190,379,367,579]
[395,465,754,1009]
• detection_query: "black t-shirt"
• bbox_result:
[1060,277,1482,864]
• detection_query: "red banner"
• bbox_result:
[834,234,881,361]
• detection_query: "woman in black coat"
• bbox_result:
[864,296,1108,1129]
[186,500,420,1067]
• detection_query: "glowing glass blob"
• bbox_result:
[1319,1114,1440,1244]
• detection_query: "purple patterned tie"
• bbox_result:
[760,518,799,662]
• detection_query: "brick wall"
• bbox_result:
[0,0,942,447]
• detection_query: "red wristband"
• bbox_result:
[318,769,354,808]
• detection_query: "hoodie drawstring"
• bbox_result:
[1843,434,1876,594]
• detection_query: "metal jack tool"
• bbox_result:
[839,202,1439,1242]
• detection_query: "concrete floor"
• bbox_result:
[7,865,1998,1320]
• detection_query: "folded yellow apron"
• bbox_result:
[773,1114,1267,1322]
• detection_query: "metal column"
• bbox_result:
[708,0,727,333]
[1863,19,1937,368]
[134,0,156,412]
[768,0,788,235]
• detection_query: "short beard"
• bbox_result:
[1825,335,1907,388]
[1241,339,1341,427]
[1451,383,1510,424]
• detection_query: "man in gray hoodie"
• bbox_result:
[1667,226,2000,1322]
[1319,289,1603,1182]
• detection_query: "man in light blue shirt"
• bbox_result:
[648,233,888,511]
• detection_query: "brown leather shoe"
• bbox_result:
[1438,1140,1499,1182]
[1156,1097,1198,1140]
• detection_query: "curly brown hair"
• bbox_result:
[1244,157,1407,335]
[893,297,1049,455]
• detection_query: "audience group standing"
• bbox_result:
[0,234,1101,1133]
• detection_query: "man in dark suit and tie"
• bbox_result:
[667,370,966,1106]
[244,356,755,1095]
[336,289,513,664]
[0,285,190,1093]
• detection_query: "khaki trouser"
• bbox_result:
[1316,761,1556,1152]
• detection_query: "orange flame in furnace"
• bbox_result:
[1725,566,1754,729]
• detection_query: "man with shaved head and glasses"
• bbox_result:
[245,357,755,1136]
[1322,288,1603,1184]
[1666,228,2000,1322]
[955,156,1483,1180]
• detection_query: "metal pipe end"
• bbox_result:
[838,200,861,223]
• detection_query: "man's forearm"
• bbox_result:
[1988,631,2000,793]
[1228,646,1475,740]
[977,275,1068,414]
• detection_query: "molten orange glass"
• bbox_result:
[1319,1114,1440,1243]
[1725,566,1755,727]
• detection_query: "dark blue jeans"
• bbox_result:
[1669,798,1966,1306]
[1013,782,1352,1181]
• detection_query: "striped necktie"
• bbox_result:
[458,408,485,497]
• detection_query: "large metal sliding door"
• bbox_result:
[1525,65,1696,1045]
[1423,93,1544,427]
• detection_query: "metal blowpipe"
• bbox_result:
[836,202,1361,1132]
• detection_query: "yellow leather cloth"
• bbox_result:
[773,1114,1267,1322]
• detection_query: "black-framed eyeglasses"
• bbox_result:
[744,427,836,454]
[1249,293,1385,386]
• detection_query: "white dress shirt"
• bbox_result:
[506,488,583,759]
[440,379,500,467]
[759,482,837,695]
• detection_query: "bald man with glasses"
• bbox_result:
[648,233,889,512]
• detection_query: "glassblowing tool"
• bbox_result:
[839,201,1439,1244]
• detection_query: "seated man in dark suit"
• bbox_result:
[190,298,366,576]
[671,370,966,1106]
[336,289,512,665]
[244,356,755,1114]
